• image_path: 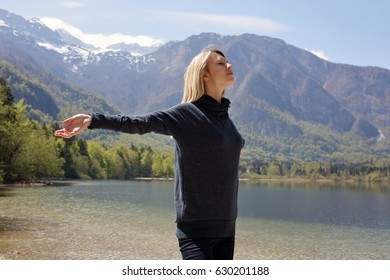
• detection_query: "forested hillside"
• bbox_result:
[0,59,120,121]
[0,78,174,183]
[1,77,389,183]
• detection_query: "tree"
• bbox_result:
[87,141,108,179]
[0,77,14,106]
[140,147,153,177]
[152,151,174,177]
[0,94,63,182]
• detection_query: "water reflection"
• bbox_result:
[238,180,390,229]
[0,217,31,232]
[241,179,390,192]
[0,187,16,197]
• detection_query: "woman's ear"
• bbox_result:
[203,72,210,82]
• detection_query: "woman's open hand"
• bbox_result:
[54,113,92,138]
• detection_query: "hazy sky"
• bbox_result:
[1,0,389,69]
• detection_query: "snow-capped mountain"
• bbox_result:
[0,8,159,73]
[0,11,62,45]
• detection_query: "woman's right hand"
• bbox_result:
[54,113,92,139]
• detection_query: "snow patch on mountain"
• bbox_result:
[36,38,157,73]
[0,19,9,27]
[37,41,68,54]
[376,129,386,143]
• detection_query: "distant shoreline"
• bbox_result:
[0,177,336,185]
[240,177,351,183]
[2,176,388,188]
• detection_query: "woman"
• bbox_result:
[55,49,244,260]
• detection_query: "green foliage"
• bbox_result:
[239,158,390,182]
[0,80,64,183]
[0,77,14,105]
[55,140,175,180]
[152,151,174,177]
[237,114,390,164]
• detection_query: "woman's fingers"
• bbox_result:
[54,127,78,138]
[54,129,70,138]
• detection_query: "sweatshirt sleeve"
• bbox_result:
[88,109,178,136]
[88,104,191,135]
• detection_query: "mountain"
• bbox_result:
[0,9,120,121]
[1,8,389,161]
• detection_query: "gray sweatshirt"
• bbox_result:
[89,94,244,238]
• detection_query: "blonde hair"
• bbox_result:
[182,49,225,103]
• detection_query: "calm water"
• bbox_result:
[0,180,389,259]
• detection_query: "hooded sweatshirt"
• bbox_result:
[89,94,244,238]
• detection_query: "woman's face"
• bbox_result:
[204,52,235,89]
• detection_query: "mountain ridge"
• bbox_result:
[1,8,389,162]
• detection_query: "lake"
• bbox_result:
[0,180,389,259]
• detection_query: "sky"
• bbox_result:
[1,0,390,69]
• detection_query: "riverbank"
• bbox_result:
[0,182,47,188]
[0,180,75,188]
[0,178,345,188]
[1,175,388,189]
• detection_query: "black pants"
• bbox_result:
[178,237,235,260]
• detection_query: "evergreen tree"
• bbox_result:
[0,77,14,106]
[0,80,63,183]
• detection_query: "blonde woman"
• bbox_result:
[55,49,244,260]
